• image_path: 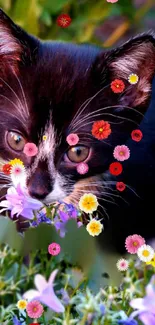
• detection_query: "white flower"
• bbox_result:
[116,258,129,271]
[137,244,154,262]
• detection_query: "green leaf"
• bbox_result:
[44,0,72,14]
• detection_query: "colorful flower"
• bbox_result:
[107,0,118,2]
[146,254,155,267]
[131,129,143,142]
[116,182,126,191]
[26,300,43,319]
[113,145,130,161]
[42,135,47,141]
[66,133,79,146]
[79,193,98,214]
[125,234,145,254]
[111,79,125,93]
[13,316,22,325]
[0,184,43,220]
[118,319,138,325]
[130,275,155,325]
[23,270,65,312]
[56,14,72,28]
[109,162,123,176]
[48,243,61,256]
[77,162,89,175]
[86,219,103,236]
[91,120,111,140]
[116,258,129,271]
[54,202,82,237]
[137,244,154,262]
[2,163,12,175]
[17,299,27,310]
[128,73,139,85]
[23,142,38,157]
[9,158,24,166]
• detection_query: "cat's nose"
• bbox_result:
[27,164,53,200]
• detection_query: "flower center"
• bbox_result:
[142,250,149,257]
[133,241,138,246]
[116,84,119,88]
[33,307,37,312]
[99,128,103,132]
[119,151,124,156]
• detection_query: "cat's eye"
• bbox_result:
[6,131,26,152]
[67,146,89,163]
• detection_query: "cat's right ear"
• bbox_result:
[0,9,39,73]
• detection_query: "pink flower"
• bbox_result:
[125,234,145,254]
[77,162,89,175]
[116,258,129,271]
[66,133,79,146]
[113,145,130,161]
[26,300,44,318]
[48,243,61,256]
[23,143,38,157]
[107,0,118,3]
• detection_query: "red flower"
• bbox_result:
[29,324,40,325]
[116,182,126,191]
[109,162,123,176]
[111,79,125,93]
[56,14,72,28]
[2,164,12,175]
[92,120,111,140]
[131,129,143,142]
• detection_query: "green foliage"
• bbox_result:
[0,0,153,45]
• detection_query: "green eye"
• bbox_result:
[7,131,26,152]
[67,146,89,163]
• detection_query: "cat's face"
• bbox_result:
[0,10,155,209]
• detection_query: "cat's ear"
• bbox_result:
[96,34,155,109]
[0,9,39,72]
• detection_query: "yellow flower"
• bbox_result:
[128,73,139,85]
[9,158,24,166]
[17,299,27,310]
[79,193,98,214]
[43,135,47,141]
[146,253,155,267]
[86,219,103,237]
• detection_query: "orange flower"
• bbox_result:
[2,164,12,175]
[92,120,111,140]
[111,79,125,93]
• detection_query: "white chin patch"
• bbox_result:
[43,177,67,204]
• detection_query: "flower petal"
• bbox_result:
[139,312,155,325]
[34,274,48,292]
[130,298,145,310]
[23,289,39,301]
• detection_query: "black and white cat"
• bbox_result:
[0,9,155,252]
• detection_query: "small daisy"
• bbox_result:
[79,193,98,214]
[56,14,72,28]
[111,79,125,93]
[17,299,27,310]
[11,164,26,178]
[26,300,44,319]
[116,182,126,192]
[137,244,154,262]
[48,242,61,256]
[91,120,111,140]
[86,219,103,237]
[128,73,139,85]
[77,162,89,175]
[66,133,79,146]
[109,162,123,176]
[116,258,129,271]
[23,142,38,157]
[43,135,47,141]
[113,145,130,161]
[125,234,145,254]
[131,129,143,142]
[2,163,12,175]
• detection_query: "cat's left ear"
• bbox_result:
[0,9,39,73]
[95,34,155,110]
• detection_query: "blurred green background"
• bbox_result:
[0,0,155,48]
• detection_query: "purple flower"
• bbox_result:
[99,303,105,315]
[0,184,43,220]
[130,275,155,325]
[118,319,138,325]
[54,202,82,237]
[13,316,22,325]
[31,212,52,227]
[23,269,64,313]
